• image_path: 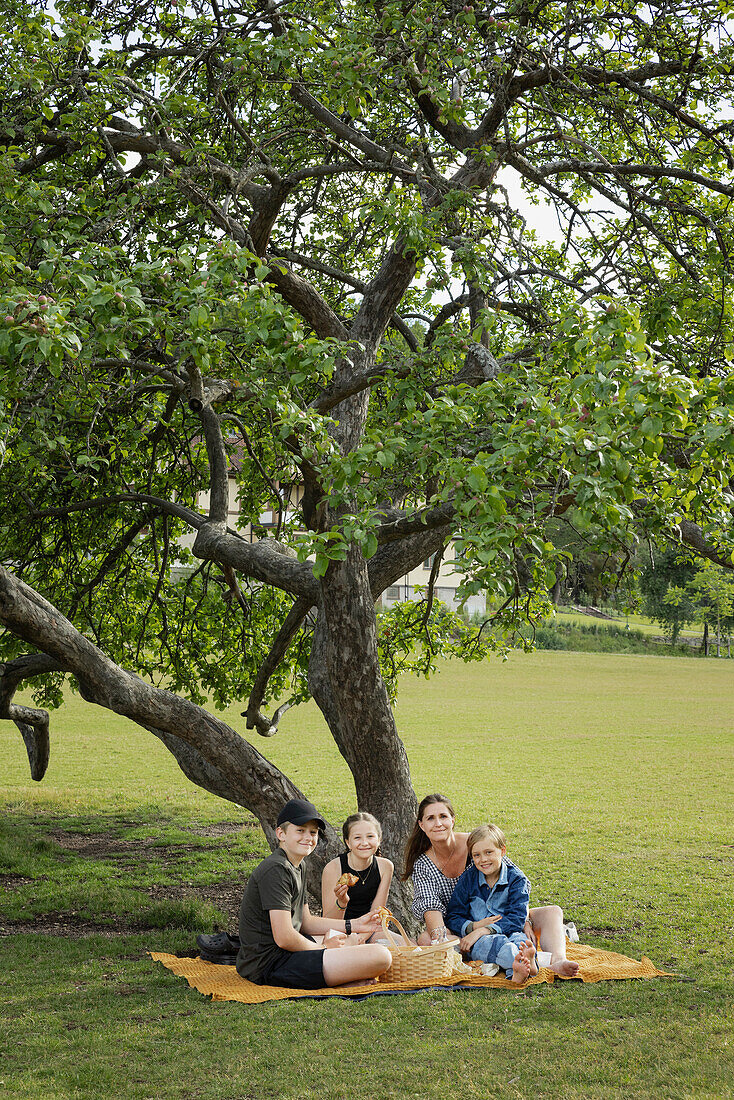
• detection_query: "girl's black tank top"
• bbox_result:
[339,851,382,920]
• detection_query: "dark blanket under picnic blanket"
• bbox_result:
[150,943,672,1004]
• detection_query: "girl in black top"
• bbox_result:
[321,813,394,923]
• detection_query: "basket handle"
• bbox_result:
[380,912,412,951]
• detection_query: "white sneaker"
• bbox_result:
[564,922,579,943]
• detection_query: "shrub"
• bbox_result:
[530,621,695,657]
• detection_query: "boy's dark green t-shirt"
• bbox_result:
[236,847,307,982]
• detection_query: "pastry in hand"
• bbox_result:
[336,872,359,888]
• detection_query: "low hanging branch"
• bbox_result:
[0,654,64,781]
[0,566,338,847]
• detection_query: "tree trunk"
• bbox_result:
[551,574,563,605]
[308,545,417,917]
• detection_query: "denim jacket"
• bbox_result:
[444,858,530,938]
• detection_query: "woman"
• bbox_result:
[403,793,579,977]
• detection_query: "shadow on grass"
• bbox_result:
[0,809,267,936]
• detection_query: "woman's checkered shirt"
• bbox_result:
[411,852,463,920]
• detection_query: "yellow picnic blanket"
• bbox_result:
[150,943,672,1004]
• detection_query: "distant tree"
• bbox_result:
[2,0,734,897]
[680,561,734,654]
[543,516,636,609]
[639,548,698,643]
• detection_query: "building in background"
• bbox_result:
[180,466,485,617]
[379,552,485,617]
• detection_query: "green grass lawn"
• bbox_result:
[553,608,705,640]
[1,651,733,1100]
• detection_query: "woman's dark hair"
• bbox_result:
[402,793,455,881]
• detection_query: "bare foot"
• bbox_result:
[550,957,580,978]
[519,939,538,976]
[511,954,531,984]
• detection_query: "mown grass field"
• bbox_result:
[553,609,704,640]
[1,650,733,1100]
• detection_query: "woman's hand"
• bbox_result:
[459,927,491,953]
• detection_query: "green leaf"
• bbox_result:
[312,555,329,578]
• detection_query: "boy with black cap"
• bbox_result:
[236,798,392,988]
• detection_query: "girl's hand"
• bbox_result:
[334,882,350,908]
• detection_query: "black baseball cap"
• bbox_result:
[276,798,326,832]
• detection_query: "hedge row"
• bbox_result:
[529,620,696,657]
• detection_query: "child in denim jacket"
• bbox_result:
[445,823,537,984]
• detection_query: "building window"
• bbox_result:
[423,554,436,570]
[385,586,401,601]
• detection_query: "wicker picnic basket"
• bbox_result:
[378,911,460,983]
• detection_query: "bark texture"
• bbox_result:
[308,548,418,916]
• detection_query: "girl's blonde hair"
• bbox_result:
[342,812,382,847]
[467,823,507,854]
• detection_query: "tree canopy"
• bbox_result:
[2,0,734,891]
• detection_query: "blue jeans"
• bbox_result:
[468,931,530,978]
